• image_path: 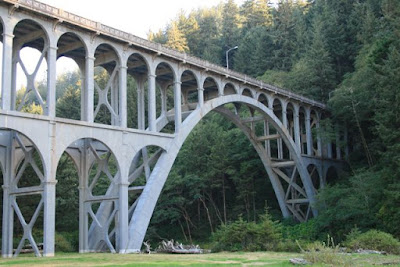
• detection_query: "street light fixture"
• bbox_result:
[226,45,238,70]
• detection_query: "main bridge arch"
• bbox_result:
[126,95,318,252]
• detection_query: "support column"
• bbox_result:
[160,84,168,116]
[43,179,57,257]
[10,53,18,110]
[305,108,313,156]
[327,141,333,159]
[83,55,95,122]
[198,87,204,107]
[174,81,182,132]
[43,124,57,257]
[148,73,156,131]
[118,173,129,253]
[344,126,349,159]
[2,134,14,258]
[316,114,322,157]
[78,142,89,253]
[46,46,57,117]
[1,31,14,110]
[119,65,128,128]
[111,72,119,126]
[336,127,341,160]
[136,76,146,130]
[293,108,301,151]
[264,120,271,157]
[282,106,288,129]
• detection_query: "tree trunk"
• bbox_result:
[178,219,188,242]
[351,98,373,167]
[200,197,213,233]
[184,216,193,244]
[222,174,227,224]
[205,192,223,224]
[252,178,256,222]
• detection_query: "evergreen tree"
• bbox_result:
[241,0,273,31]
[221,0,241,49]
[166,22,189,52]
[234,26,274,76]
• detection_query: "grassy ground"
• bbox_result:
[0,251,399,266]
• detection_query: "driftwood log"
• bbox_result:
[156,240,207,254]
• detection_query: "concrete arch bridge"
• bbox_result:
[0,0,346,257]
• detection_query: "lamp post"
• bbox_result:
[225,45,238,70]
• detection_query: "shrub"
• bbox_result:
[55,232,74,252]
[344,229,400,254]
[282,218,319,241]
[301,236,351,266]
[211,210,282,252]
[275,240,300,252]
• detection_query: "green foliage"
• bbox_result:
[56,85,81,120]
[55,232,75,252]
[211,210,282,252]
[314,169,386,240]
[344,230,400,254]
[282,218,319,242]
[165,22,189,52]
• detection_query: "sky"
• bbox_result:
[39,0,246,39]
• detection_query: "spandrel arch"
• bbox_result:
[55,32,87,121]
[93,43,121,126]
[126,52,150,130]
[12,19,50,115]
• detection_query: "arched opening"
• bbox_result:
[326,166,338,185]
[13,19,49,115]
[56,32,86,120]
[57,138,120,253]
[156,62,175,133]
[203,77,219,101]
[129,96,318,249]
[54,148,79,252]
[307,164,320,191]
[258,93,269,108]
[127,53,149,130]
[146,97,318,243]
[242,88,253,98]
[0,129,45,256]
[93,43,120,126]
[181,70,198,123]
[148,109,279,242]
[223,83,236,96]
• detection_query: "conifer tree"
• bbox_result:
[166,22,189,52]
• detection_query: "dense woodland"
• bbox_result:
[1,0,400,252]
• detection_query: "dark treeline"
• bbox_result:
[148,0,400,244]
